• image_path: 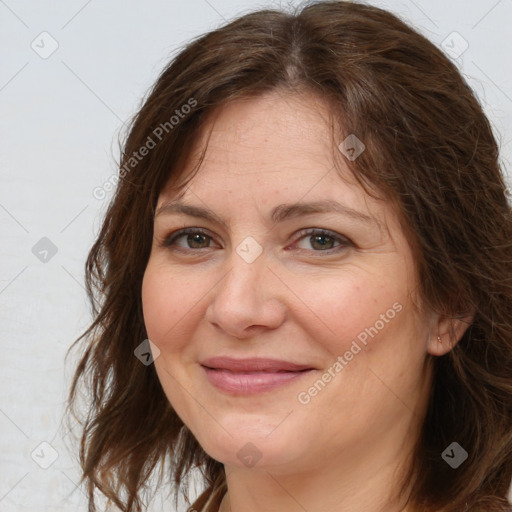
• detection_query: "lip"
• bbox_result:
[200,356,315,372]
[200,357,316,395]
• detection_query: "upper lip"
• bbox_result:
[200,356,315,373]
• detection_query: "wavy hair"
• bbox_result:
[66,1,512,511]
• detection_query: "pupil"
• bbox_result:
[312,235,333,250]
[189,234,207,248]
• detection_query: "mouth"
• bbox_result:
[200,357,316,395]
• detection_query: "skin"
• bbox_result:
[141,90,470,512]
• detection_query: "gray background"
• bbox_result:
[1,0,511,510]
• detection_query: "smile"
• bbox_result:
[201,365,315,395]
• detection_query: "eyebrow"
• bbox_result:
[155,199,379,228]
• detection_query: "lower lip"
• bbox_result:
[202,366,314,395]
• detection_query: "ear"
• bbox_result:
[427,310,474,356]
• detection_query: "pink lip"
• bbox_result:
[200,357,315,395]
[201,356,314,372]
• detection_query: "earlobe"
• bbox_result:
[427,313,474,356]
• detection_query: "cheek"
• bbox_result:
[293,265,422,387]
[141,263,200,349]
[289,269,400,351]
[141,267,168,341]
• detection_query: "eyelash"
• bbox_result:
[160,227,352,255]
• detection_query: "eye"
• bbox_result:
[161,228,216,250]
[160,227,352,254]
[292,228,352,253]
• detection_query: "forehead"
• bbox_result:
[160,91,360,202]
[155,92,408,252]
[156,91,403,241]
[197,90,335,170]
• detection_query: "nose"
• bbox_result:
[204,248,286,339]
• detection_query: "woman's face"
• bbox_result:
[142,91,434,475]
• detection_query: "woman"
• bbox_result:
[66,1,512,511]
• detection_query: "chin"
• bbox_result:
[192,421,307,472]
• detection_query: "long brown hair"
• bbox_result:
[66,1,512,510]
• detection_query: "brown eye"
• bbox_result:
[162,229,215,249]
[294,228,352,253]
